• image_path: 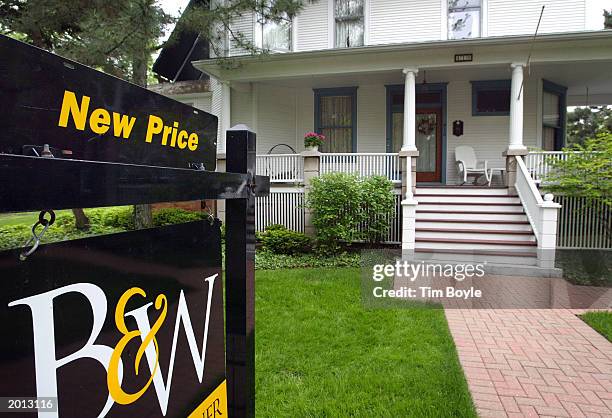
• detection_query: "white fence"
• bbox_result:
[255,186,402,243]
[320,153,401,183]
[556,196,612,249]
[255,187,305,232]
[256,154,303,183]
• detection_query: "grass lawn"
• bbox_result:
[255,268,475,417]
[580,311,612,342]
[0,210,72,227]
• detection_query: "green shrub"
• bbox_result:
[0,207,211,251]
[260,227,311,255]
[306,173,395,252]
[153,208,209,226]
[255,251,360,270]
[307,173,362,252]
[360,176,396,243]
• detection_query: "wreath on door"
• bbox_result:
[417,115,436,137]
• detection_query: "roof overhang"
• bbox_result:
[193,30,612,82]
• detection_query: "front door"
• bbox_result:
[388,86,445,183]
[415,109,442,182]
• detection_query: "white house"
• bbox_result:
[156,0,612,274]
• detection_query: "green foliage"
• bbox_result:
[360,175,396,243]
[0,207,212,251]
[306,173,396,252]
[255,251,360,270]
[307,173,362,252]
[543,133,612,209]
[259,225,311,255]
[567,106,612,145]
[153,208,209,226]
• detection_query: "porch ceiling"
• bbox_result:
[193,31,612,83]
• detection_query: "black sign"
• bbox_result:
[0,221,226,417]
[454,53,473,63]
[0,35,217,170]
[453,120,464,137]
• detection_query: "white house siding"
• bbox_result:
[229,13,254,56]
[296,0,330,51]
[444,76,539,184]
[487,0,586,37]
[238,67,543,184]
[368,0,441,45]
[356,84,387,152]
[210,78,224,150]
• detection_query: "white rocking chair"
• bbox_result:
[455,145,490,185]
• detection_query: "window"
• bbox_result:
[314,87,357,152]
[542,80,567,151]
[448,0,481,39]
[256,1,292,52]
[471,80,511,116]
[335,0,364,48]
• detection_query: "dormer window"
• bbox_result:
[334,0,364,48]
[448,0,481,39]
[256,1,292,52]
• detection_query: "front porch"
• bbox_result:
[198,32,612,269]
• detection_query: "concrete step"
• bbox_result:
[417,203,525,213]
[417,211,529,222]
[416,195,521,204]
[415,229,536,242]
[414,248,538,266]
[416,238,537,251]
[417,187,510,196]
[416,220,533,232]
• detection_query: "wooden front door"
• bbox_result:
[415,108,442,182]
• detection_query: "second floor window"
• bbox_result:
[335,0,364,48]
[257,1,292,52]
[448,0,481,39]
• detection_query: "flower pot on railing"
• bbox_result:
[304,131,325,152]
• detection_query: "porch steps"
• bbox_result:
[414,187,539,269]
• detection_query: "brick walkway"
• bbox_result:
[446,309,612,418]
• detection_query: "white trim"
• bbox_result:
[292,15,298,52]
[251,82,258,134]
[328,0,334,49]
[440,0,448,41]
[253,11,262,49]
[364,0,370,46]
[481,0,488,37]
[536,78,543,148]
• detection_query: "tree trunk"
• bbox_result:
[132,47,154,229]
[72,208,90,230]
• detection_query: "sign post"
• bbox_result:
[225,126,257,417]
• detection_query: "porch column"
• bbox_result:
[505,63,528,194]
[400,68,419,257]
[302,149,321,237]
[508,63,527,153]
[220,81,231,153]
[402,68,418,152]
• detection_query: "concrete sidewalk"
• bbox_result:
[446,309,612,417]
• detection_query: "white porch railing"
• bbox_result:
[524,151,574,183]
[256,187,305,232]
[256,154,303,183]
[320,153,401,183]
[516,156,546,240]
[515,156,561,267]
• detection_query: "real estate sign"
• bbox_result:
[0,35,239,418]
